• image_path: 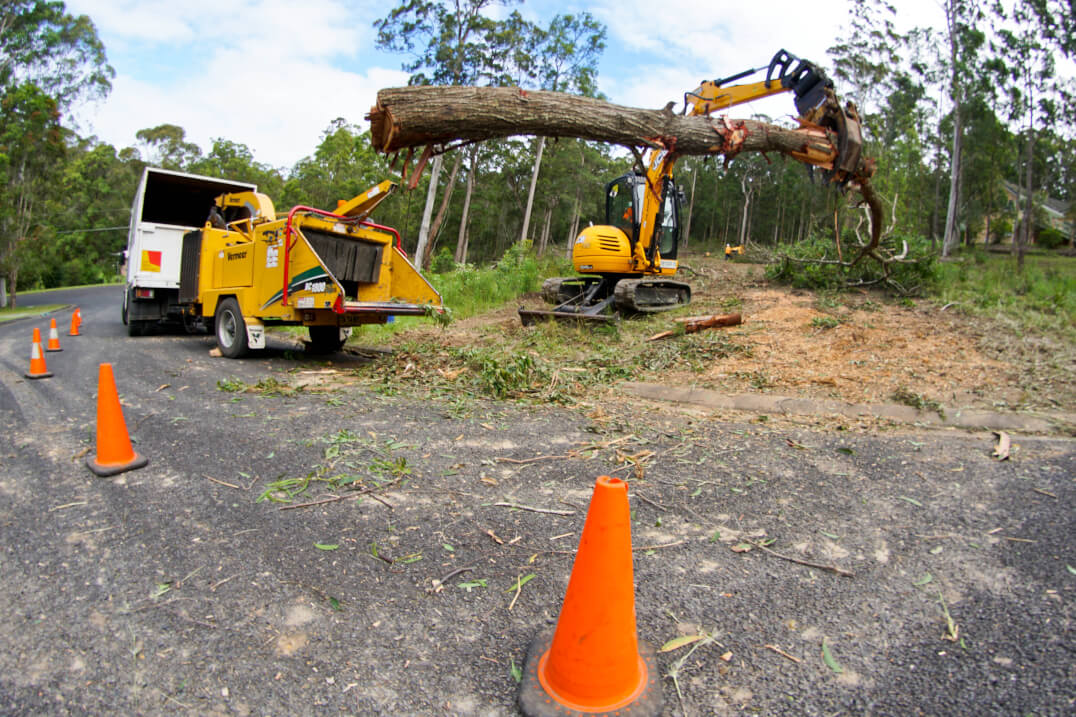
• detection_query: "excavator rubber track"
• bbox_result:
[612,278,691,313]
[518,276,691,325]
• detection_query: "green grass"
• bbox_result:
[934,250,1076,340]
[0,304,66,324]
[358,244,572,342]
[430,244,565,317]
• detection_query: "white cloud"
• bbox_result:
[69,0,369,54]
[590,0,946,110]
[66,0,406,167]
[72,61,408,168]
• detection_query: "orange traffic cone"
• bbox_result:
[68,308,81,336]
[24,328,52,379]
[86,363,149,477]
[518,476,662,717]
[45,318,62,351]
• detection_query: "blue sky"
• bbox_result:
[67,0,946,169]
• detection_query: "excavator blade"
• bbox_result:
[517,307,618,326]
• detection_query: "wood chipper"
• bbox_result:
[123,167,442,357]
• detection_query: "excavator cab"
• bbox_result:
[600,173,681,269]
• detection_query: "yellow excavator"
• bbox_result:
[519,50,858,324]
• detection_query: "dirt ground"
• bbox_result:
[684,261,1071,414]
[395,256,1074,426]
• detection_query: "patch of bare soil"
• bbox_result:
[684,260,1073,414]
[682,263,1020,409]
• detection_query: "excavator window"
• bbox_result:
[657,185,679,258]
[607,176,637,241]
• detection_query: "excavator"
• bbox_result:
[519,49,861,324]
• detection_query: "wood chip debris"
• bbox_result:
[992,431,1011,461]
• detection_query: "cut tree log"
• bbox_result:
[370,86,849,171]
[366,84,882,253]
[646,313,743,341]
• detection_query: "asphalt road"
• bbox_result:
[0,286,1073,716]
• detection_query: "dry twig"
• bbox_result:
[748,540,854,578]
[494,502,575,516]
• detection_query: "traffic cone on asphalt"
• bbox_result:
[68,308,81,336]
[517,475,662,717]
[45,318,62,352]
[86,363,149,477]
[24,328,52,380]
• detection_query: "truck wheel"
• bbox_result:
[122,288,129,325]
[306,325,346,355]
[215,298,248,358]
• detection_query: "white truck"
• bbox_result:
[122,167,258,336]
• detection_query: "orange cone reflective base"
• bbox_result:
[518,476,663,717]
[86,363,148,477]
[25,328,52,379]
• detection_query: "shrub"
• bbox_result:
[1036,227,1068,250]
[765,234,938,295]
[430,247,456,274]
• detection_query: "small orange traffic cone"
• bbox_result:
[24,328,52,379]
[45,318,63,352]
[86,363,149,477]
[68,308,81,336]
[518,476,662,716]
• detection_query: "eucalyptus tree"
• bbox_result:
[826,0,903,122]
[0,0,112,108]
[134,124,202,171]
[374,0,519,268]
[0,83,64,301]
[283,120,389,213]
[518,12,605,248]
[991,0,1075,267]
[0,0,112,303]
[938,0,986,258]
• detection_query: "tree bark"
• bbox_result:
[370,86,855,170]
[414,153,442,270]
[369,85,881,252]
[941,0,965,259]
[425,150,464,268]
[455,145,478,264]
[683,160,697,248]
[520,136,546,244]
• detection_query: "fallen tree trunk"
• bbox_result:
[366,84,885,261]
[369,86,842,170]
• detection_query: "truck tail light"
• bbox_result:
[135,288,154,299]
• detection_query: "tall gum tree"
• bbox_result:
[518,13,605,251]
[374,0,517,268]
[940,0,985,258]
